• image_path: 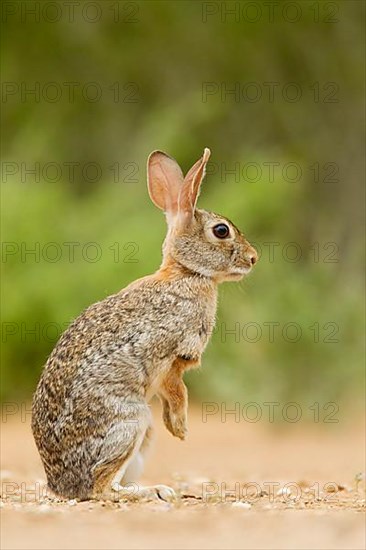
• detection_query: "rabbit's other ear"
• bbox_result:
[147,151,184,219]
[180,147,211,214]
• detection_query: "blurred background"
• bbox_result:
[1,0,364,417]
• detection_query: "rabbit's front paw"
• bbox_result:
[161,394,187,440]
[169,411,187,440]
[162,404,174,434]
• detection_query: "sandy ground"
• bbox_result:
[1,403,365,550]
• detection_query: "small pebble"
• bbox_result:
[0,470,14,480]
[277,487,292,497]
[232,501,251,509]
[37,504,52,514]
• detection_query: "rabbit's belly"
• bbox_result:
[145,359,173,402]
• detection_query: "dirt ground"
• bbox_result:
[1,403,365,550]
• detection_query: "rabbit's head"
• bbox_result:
[147,148,258,282]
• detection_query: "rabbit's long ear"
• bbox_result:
[147,151,185,220]
[180,147,211,214]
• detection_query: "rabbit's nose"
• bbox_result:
[246,248,258,266]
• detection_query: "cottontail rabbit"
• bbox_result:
[32,148,258,501]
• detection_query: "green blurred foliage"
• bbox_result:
[1,1,364,412]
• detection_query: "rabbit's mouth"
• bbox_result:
[226,266,252,280]
[214,267,250,283]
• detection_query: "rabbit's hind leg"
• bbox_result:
[92,398,149,499]
[93,403,175,502]
[113,424,176,502]
[120,424,153,484]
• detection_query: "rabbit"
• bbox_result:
[31,147,258,502]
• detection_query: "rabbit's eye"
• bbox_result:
[213,223,230,239]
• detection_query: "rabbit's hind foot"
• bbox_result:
[111,482,176,502]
